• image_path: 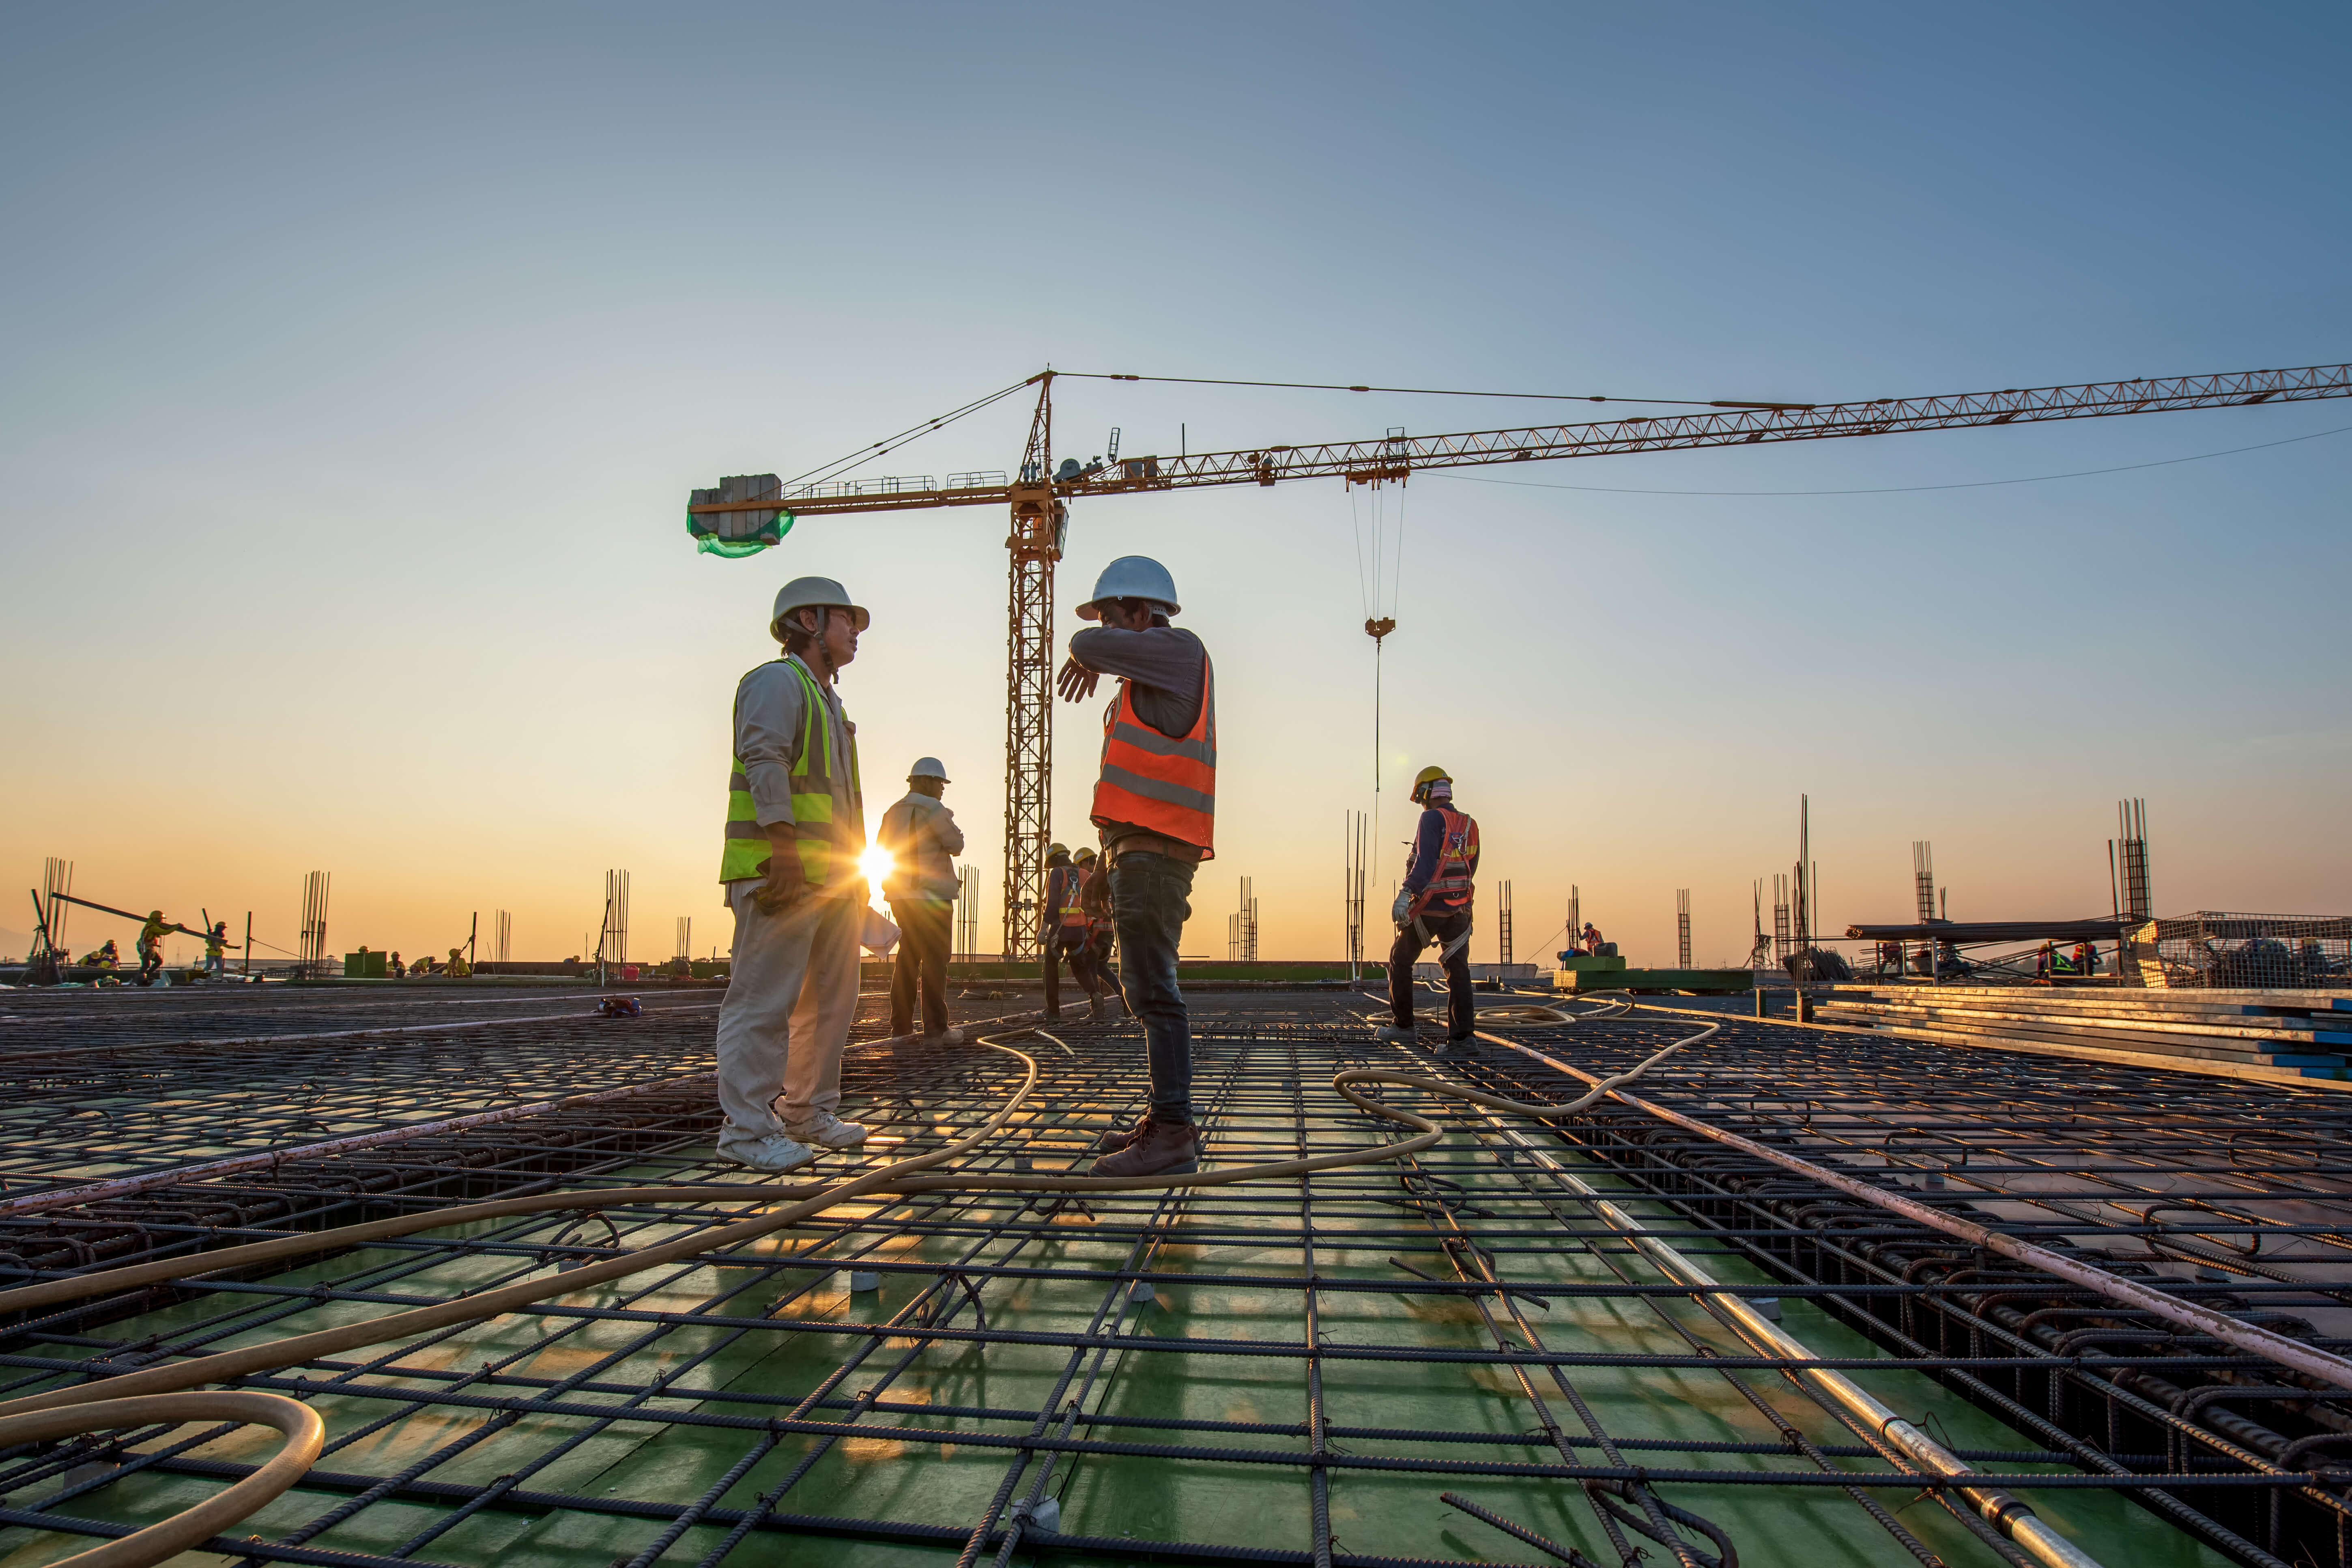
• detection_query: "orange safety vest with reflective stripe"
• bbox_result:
[1089,654,1216,857]
[1407,806,1479,916]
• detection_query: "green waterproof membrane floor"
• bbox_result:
[4,989,2346,1568]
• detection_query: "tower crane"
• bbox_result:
[688,359,2352,959]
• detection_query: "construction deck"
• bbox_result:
[5,982,2352,1567]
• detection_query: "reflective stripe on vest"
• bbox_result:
[1089,654,1216,855]
[1410,806,1479,912]
[720,658,863,889]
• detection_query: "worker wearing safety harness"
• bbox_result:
[1042,843,1112,1022]
[1378,766,1481,1049]
[877,756,963,1040]
[1058,555,1213,1178]
[715,576,874,1174]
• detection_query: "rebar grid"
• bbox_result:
[0,985,722,1058]
[0,1003,724,1209]
[2,994,2344,1568]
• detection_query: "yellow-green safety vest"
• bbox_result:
[721,658,864,891]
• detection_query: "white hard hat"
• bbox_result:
[1076,555,1180,620]
[770,576,871,642]
[908,757,950,782]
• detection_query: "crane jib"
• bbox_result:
[687,361,2352,519]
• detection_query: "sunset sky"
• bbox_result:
[4,3,2348,969]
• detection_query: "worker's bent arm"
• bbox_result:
[1066,626,1204,702]
[1400,808,1445,896]
[734,661,809,828]
[934,804,965,857]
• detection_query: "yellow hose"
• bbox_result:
[0,1018,1714,1564]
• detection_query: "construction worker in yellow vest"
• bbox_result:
[716,576,872,1173]
[445,947,472,979]
[203,922,230,978]
[389,951,406,979]
[136,911,171,983]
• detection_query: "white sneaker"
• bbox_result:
[721,1133,816,1173]
[788,1110,870,1150]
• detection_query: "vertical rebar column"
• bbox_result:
[495,910,512,964]
[956,865,979,961]
[674,915,690,963]
[1342,811,1367,979]
[1675,888,1690,970]
[40,858,72,962]
[298,871,330,977]
[2118,798,2151,920]
[1772,874,1791,964]
[1913,840,1935,981]
[602,871,631,966]
[1498,881,1514,969]
[1566,884,1580,953]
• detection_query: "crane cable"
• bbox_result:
[0,1002,1713,1568]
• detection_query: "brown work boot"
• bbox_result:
[1088,1118,1201,1178]
[1093,1113,1150,1154]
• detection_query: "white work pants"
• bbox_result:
[716,883,861,1151]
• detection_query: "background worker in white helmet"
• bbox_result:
[877,755,964,1040]
[1378,764,1481,1050]
[714,576,873,1173]
[1057,555,1215,1177]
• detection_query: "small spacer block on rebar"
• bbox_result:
[1129,1281,1155,1304]
[844,1270,881,1293]
[1747,1296,1782,1321]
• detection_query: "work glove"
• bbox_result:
[1391,888,1414,927]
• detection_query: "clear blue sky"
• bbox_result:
[4,2,2346,964]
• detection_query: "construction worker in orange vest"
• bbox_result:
[1056,555,1213,1177]
[1378,765,1481,1050]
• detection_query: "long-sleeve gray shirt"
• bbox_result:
[1067,623,1205,738]
[729,654,861,884]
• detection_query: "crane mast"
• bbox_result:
[689,359,2351,961]
[1002,379,1064,962]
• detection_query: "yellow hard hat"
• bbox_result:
[1411,764,1451,801]
[1048,841,1068,856]
[1073,846,1098,863]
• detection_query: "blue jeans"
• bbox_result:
[1109,852,1197,1123]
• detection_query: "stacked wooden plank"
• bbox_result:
[1817,983,2352,1081]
